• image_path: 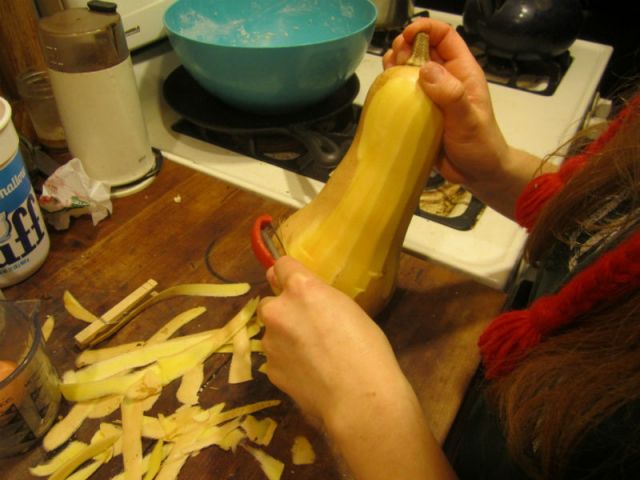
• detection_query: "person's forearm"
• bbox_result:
[324,377,458,480]
[464,147,558,220]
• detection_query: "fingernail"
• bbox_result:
[421,62,443,84]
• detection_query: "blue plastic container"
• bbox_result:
[164,0,377,114]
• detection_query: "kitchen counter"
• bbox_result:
[0,160,505,479]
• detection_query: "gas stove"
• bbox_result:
[132,10,612,290]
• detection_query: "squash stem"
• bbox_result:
[406,32,430,67]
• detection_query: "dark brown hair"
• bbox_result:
[489,94,640,479]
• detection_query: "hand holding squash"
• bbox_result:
[384,18,508,187]
[383,17,551,219]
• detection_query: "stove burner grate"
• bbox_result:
[456,27,572,96]
[171,104,359,184]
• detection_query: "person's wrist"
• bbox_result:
[321,374,417,445]
[467,144,548,218]
[460,138,512,195]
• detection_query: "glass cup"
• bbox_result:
[0,300,60,457]
[16,69,67,153]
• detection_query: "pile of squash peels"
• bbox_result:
[32,281,315,480]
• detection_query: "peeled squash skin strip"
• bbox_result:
[182,417,243,454]
[70,331,223,384]
[139,400,280,442]
[141,403,227,440]
[121,396,145,480]
[70,300,258,384]
[157,297,259,384]
[89,283,250,346]
[176,362,204,406]
[153,421,208,480]
[210,399,281,426]
[110,444,172,480]
[63,290,101,324]
[48,434,119,480]
[42,315,55,341]
[60,298,260,402]
[218,338,263,353]
[93,422,123,459]
[43,402,95,452]
[241,415,278,446]
[74,310,260,369]
[154,451,188,480]
[242,444,285,480]
[74,307,207,368]
[147,306,207,343]
[142,440,166,480]
[75,331,210,369]
[87,394,123,419]
[59,366,155,403]
[75,341,145,368]
[29,441,88,476]
[291,435,316,465]
[65,458,103,480]
[228,324,253,384]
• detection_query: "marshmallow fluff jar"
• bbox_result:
[0,97,50,287]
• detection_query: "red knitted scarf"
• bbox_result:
[478,96,640,379]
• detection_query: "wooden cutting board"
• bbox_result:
[0,159,506,479]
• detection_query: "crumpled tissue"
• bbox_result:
[39,158,112,230]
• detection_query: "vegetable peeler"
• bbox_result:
[251,214,286,268]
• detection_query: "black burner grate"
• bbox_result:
[457,26,572,96]
[172,105,359,184]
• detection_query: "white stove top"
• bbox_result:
[132,10,612,290]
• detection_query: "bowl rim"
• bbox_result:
[163,0,377,50]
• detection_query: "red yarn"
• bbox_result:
[479,228,640,379]
[480,96,640,379]
[515,172,567,230]
[515,95,640,231]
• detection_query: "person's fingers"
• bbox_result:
[418,61,466,110]
[382,49,394,69]
[267,255,301,294]
[383,34,412,69]
[270,255,321,298]
[401,17,434,43]
[402,19,469,62]
[433,155,468,185]
[257,295,271,323]
[265,265,281,294]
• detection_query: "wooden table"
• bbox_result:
[0,160,506,479]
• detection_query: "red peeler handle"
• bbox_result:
[251,214,276,269]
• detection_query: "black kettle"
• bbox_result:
[462,0,583,59]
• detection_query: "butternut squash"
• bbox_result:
[275,33,443,316]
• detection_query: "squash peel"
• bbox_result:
[37,281,306,480]
[176,363,204,406]
[291,435,316,465]
[242,444,285,480]
[29,441,88,476]
[121,395,145,480]
[241,415,278,446]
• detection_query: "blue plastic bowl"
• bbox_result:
[164,0,377,114]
